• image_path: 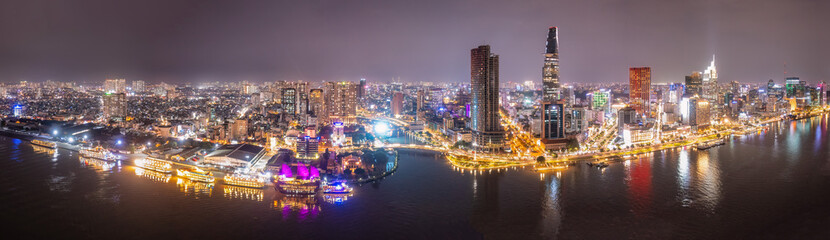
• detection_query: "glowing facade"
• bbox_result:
[542,27,560,102]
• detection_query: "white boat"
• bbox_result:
[31,139,56,149]
[134,157,173,173]
[177,168,215,183]
[223,174,266,188]
[80,146,118,161]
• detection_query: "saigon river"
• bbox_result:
[2,114,830,239]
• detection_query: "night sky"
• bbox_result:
[1,0,827,84]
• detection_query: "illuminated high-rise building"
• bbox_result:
[391,91,403,117]
[309,89,324,116]
[785,77,799,98]
[324,81,358,122]
[470,45,503,151]
[685,72,703,96]
[282,88,296,115]
[591,89,611,111]
[702,56,718,103]
[629,67,651,115]
[104,78,126,94]
[102,92,127,121]
[132,80,145,93]
[542,27,560,102]
[541,102,564,140]
[358,78,366,100]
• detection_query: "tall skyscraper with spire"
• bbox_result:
[471,45,503,152]
[542,27,560,102]
[701,55,720,116]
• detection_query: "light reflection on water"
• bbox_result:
[176,178,214,197]
[223,185,264,201]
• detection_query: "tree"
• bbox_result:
[354,168,366,175]
[536,156,545,163]
[344,169,352,175]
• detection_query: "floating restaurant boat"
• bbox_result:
[274,163,321,195]
[223,173,266,189]
[134,157,173,173]
[322,181,353,194]
[176,168,215,183]
[534,164,569,172]
[80,145,118,161]
[31,139,56,149]
[695,138,726,151]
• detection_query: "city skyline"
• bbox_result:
[1,0,828,84]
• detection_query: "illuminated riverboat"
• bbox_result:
[31,139,56,149]
[223,173,266,188]
[80,146,118,161]
[274,163,321,195]
[134,157,173,173]
[176,168,215,183]
[322,181,353,194]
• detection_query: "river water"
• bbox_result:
[2,115,830,239]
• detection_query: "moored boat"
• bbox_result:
[274,163,320,195]
[134,157,173,173]
[80,145,118,161]
[223,173,266,189]
[322,181,353,194]
[31,139,56,149]
[177,168,215,183]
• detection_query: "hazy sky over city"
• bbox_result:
[1,0,828,85]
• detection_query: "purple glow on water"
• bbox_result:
[280,163,292,178]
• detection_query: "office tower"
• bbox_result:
[358,78,366,100]
[542,27,560,102]
[282,88,296,115]
[297,92,308,115]
[392,91,403,117]
[309,89,324,116]
[685,72,703,96]
[617,106,638,137]
[470,45,504,151]
[680,96,710,128]
[416,89,425,111]
[591,89,610,111]
[102,92,127,121]
[629,67,651,115]
[542,102,564,139]
[104,79,127,93]
[702,56,718,103]
[12,105,24,117]
[230,119,248,141]
[324,81,358,121]
[296,135,319,159]
[132,80,145,93]
[785,77,800,98]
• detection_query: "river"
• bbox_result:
[2,114,830,239]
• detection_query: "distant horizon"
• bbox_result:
[1,1,827,85]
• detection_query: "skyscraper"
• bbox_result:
[629,67,651,115]
[282,88,296,115]
[102,92,127,121]
[685,72,703,96]
[391,91,403,117]
[358,78,366,100]
[542,27,560,102]
[541,102,564,140]
[702,56,718,103]
[470,45,503,151]
[104,79,127,94]
[309,89,324,116]
[324,81,358,122]
[132,80,145,94]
